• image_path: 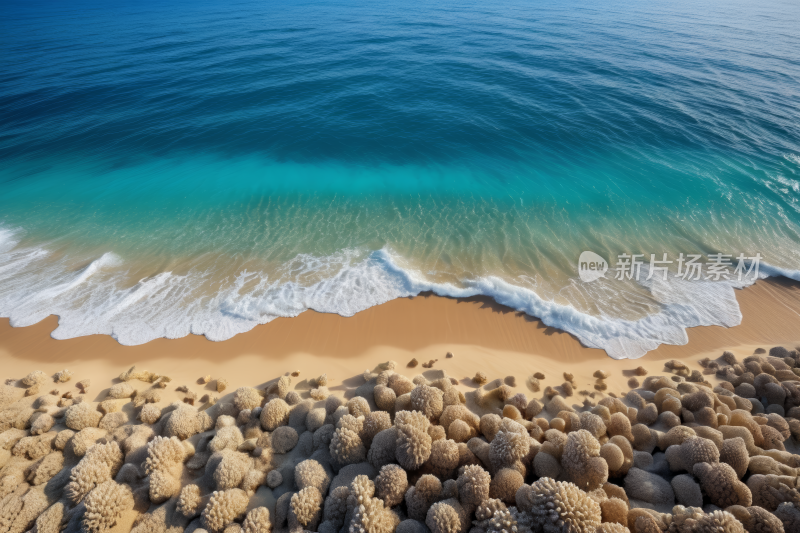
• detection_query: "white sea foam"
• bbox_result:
[0,224,797,359]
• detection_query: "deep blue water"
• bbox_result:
[1,0,799,357]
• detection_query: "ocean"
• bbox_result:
[1,0,799,358]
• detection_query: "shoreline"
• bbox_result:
[2,276,800,396]
[2,272,800,532]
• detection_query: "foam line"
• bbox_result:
[0,224,793,359]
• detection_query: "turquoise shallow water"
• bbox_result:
[1,0,799,358]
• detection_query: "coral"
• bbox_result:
[82,480,134,533]
[368,427,398,470]
[578,412,607,440]
[375,464,408,507]
[272,426,299,453]
[332,406,350,426]
[693,462,752,508]
[275,375,292,398]
[623,468,674,506]
[0,428,27,452]
[330,425,366,466]
[29,413,54,437]
[388,374,415,396]
[296,459,332,494]
[289,486,324,531]
[243,507,272,533]
[720,437,749,479]
[533,451,562,479]
[562,429,608,491]
[326,395,345,415]
[50,429,74,452]
[761,424,786,451]
[322,485,351,531]
[139,403,162,424]
[596,524,630,533]
[406,475,443,521]
[202,488,249,533]
[739,505,784,533]
[455,463,490,505]
[606,413,633,441]
[600,497,628,527]
[489,419,528,471]
[411,385,445,422]
[670,474,703,508]
[31,500,66,533]
[304,409,326,433]
[22,370,48,387]
[429,438,460,479]
[26,452,64,485]
[447,420,471,443]
[363,412,392,447]
[107,383,136,400]
[0,485,49,533]
[658,425,697,450]
[348,397,372,418]
[267,469,283,488]
[395,410,433,470]
[440,405,480,436]
[545,395,573,417]
[69,427,106,458]
[131,388,161,407]
[426,499,466,533]
[148,469,181,504]
[206,449,251,491]
[100,411,128,431]
[177,484,203,517]
[490,467,524,504]
[144,435,186,474]
[525,399,543,419]
[373,385,397,412]
[260,399,290,431]
[349,483,399,533]
[65,402,102,431]
[600,443,624,472]
[234,387,262,411]
[524,478,601,533]
[54,369,73,383]
[678,437,719,472]
[163,404,211,440]
[66,441,124,504]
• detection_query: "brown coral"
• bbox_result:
[395,410,432,470]
[562,429,608,491]
[693,461,752,508]
[202,488,249,533]
[82,480,134,533]
[260,398,290,431]
[375,463,408,507]
[524,477,602,533]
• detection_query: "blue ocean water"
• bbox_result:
[1,0,799,358]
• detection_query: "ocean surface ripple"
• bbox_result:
[1,0,799,358]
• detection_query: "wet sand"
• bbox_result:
[2,277,800,396]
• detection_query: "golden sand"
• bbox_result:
[1,277,800,397]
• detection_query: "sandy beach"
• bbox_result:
[2,275,800,533]
[2,276,800,398]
